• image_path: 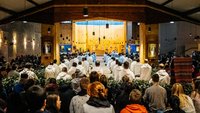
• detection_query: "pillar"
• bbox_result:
[54,23,60,64]
[139,23,146,63]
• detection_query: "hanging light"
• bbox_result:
[83,7,88,17]
[92,32,95,35]
[106,23,109,28]
[148,27,151,32]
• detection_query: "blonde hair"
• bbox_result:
[172,83,191,108]
[87,81,107,99]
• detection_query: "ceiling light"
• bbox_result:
[61,21,72,24]
[170,21,174,24]
[23,21,27,23]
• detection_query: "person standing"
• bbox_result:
[83,82,115,113]
[143,74,167,113]
[140,59,152,81]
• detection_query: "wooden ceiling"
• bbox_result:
[0,0,199,25]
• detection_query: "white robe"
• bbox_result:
[156,69,170,85]
[91,66,104,75]
[140,63,152,81]
[131,62,142,76]
[53,63,61,77]
[68,67,77,75]
[77,65,86,75]
[56,72,71,80]
[83,61,89,74]
[45,65,56,79]
[114,66,123,82]
[19,68,38,80]
[119,69,135,82]
[59,63,67,71]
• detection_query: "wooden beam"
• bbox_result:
[0,6,16,15]
[27,0,39,6]
[184,7,200,15]
[146,1,200,24]
[161,0,173,6]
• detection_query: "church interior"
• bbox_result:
[0,0,200,113]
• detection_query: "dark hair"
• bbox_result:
[53,59,57,64]
[72,62,77,67]
[169,95,181,110]
[24,79,35,91]
[49,78,57,84]
[62,67,67,72]
[118,61,122,66]
[78,61,82,65]
[129,89,142,104]
[152,74,159,82]
[95,61,100,67]
[89,71,99,83]
[123,61,129,69]
[11,64,17,70]
[26,85,46,112]
[21,73,28,79]
[99,75,108,88]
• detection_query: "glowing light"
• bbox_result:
[24,37,27,49]
[32,40,35,50]
[170,21,174,24]
[13,32,17,44]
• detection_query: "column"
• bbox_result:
[139,23,146,63]
[54,23,60,64]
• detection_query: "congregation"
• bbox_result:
[0,51,199,113]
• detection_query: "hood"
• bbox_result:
[125,104,147,113]
[157,70,168,76]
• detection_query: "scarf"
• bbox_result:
[87,97,110,107]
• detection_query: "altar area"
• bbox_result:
[72,19,126,55]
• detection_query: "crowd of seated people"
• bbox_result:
[0,51,199,113]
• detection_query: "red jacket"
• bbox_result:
[120,104,148,113]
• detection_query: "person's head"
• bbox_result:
[152,74,159,83]
[99,75,108,88]
[129,89,142,104]
[159,63,165,69]
[20,73,28,83]
[80,77,90,90]
[46,94,61,112]
[53,59,57,64]
[144,59,148,63]
[11,64,17,70]
[95,61,100,67]
[122,75,130,83]
[62,67,67,72]
[72,62,77,67]
[136,59,140,63]
[25,63,32,69]
[87,81,107,99]
[89,71,99,83]
[75,69,83,78]
[78,61,82,65]
[123,61,129,69]
[118,61,122,66]
[172,83,184,96]
[24,79,35,91]
[26,85,46,112]
[48,78,57,84]
[169,95,181,110]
